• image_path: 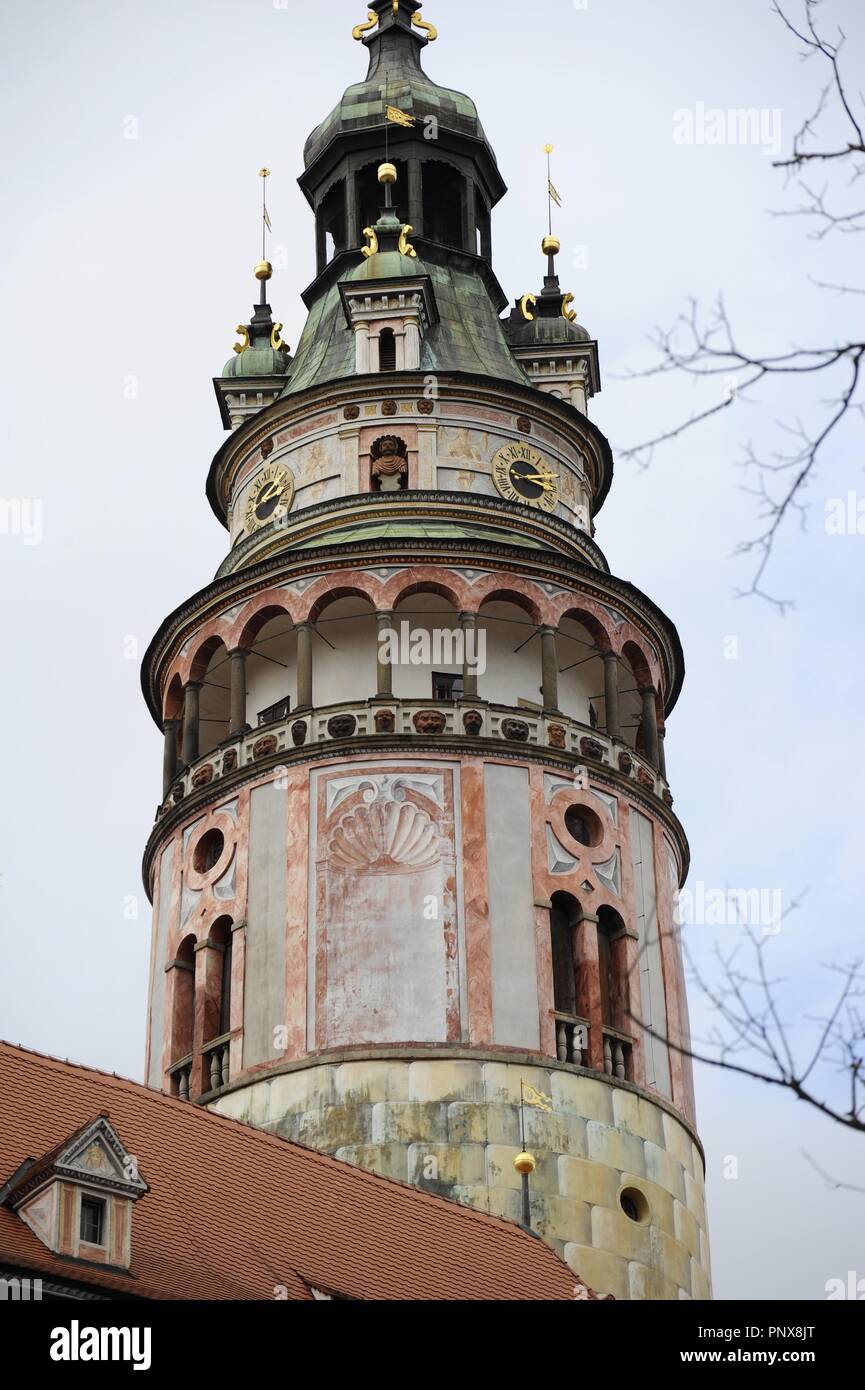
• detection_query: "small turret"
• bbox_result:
[214,174,293,430]
[503,150,600,413]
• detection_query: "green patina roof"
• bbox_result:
[305,72,487,169]
[283,252,530,394]
[292,519,550,551]
[222,344,291,379]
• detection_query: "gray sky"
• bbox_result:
[1,0,863,1300]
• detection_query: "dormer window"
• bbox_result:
[80,1196,105,1246]
[1,1115,148,1273]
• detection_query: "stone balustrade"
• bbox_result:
[163,699,671,814]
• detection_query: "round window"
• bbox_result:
[194,828,225,875]
[564,804,603,848]
[619,1186,650,1224]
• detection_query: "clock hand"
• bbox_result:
[520,472,559,487]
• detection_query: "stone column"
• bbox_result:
[181,682,201,767]
[460,613,479,700]
[540,626,560,713]
[345,168,359,249]
[603,651,621,740]
[376,611,395,699]
[574,912,604,1072]
[463,176,477,254]
[408,158,423,234]
[640,686,660,769]
[404,317,422,370]
[354,323,371,375]
[228,650,247,737]
[296,624,313,711]
[315,211,327,275]
[658,728,668,781]
[162,720,180,799]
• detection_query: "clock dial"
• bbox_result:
[245,465,295,534]
[491,443,559,512]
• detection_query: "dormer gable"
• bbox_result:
[2,1114,148,1272]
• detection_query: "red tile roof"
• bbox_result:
[0,1042,589,1301]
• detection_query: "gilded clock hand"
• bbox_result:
[521,472,559,487]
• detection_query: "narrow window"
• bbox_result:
[80,1197,105,1246]
[432,672,464,701]
[257,697,291,727]
[379,328,397,373]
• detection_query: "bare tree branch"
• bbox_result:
[621,0,865,606]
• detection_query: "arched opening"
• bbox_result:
[358,159,408,230]
[476,598,541,709]
[319,178,346,260]
[597,905,630,1030]
[163,674,184,764]
[378,327,397,373]
[204,917,233,1043]
[597,905,633,1081]
[550,892,578,1017]
[245,610,297,728]
[192,639,231,757]
[392,590,462,701]
[170,935,196,1067]
[313,595,378,707]
[422,162,464,249]
[557,611,609,729]
[550,893,586,1066]
[622,641,657,758]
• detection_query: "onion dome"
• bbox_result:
[503,237,592,347]
[304,1,491,169]
[221,261,292,379]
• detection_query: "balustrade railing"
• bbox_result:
[204,1037,231,1093]
[554,1012,590,1066]
[169,1056,193,1102]
[166,700,669,812]
[602,1027,633,1082]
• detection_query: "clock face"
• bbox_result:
[245,465,295,534]
[491,443,559,512]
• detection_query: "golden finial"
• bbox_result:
[259,167,271,180]
[544,143,554,155]
[514,1152,537,1175]
[378,162,398,185]
[542,235,561,257]
[255,260,273,281]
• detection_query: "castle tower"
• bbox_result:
[142,0,711,1301]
